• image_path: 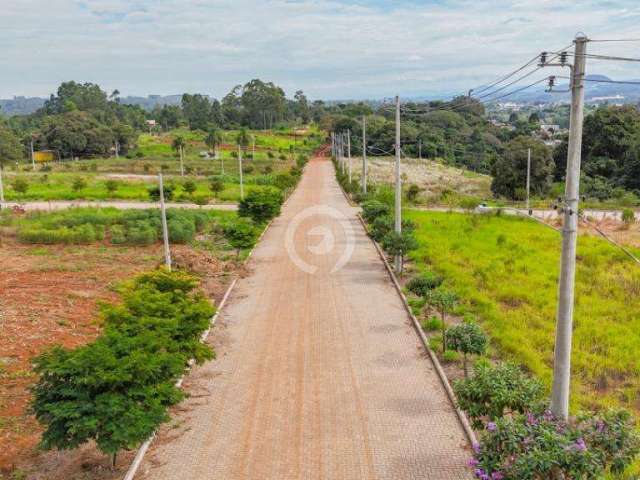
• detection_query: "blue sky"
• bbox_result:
[1,0,639,100]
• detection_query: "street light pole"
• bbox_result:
[158,173,171,270]
[362,116,367,195]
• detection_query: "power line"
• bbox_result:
[567,52,640,62]
[588,38,640,43]
[555,76,640,86]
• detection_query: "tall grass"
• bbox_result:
[405,209,640,414]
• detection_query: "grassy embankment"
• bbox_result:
[404,209,640,415]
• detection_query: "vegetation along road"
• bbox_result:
[135,153,471,479]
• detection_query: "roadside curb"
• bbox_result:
[356,212,478,447]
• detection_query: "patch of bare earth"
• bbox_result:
[0,236,235,479]
[351,156,492,199]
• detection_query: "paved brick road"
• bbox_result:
[137,156,472,480]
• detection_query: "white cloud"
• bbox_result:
[1,0,639,99]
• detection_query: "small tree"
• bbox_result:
[105,179,119,195]
[172,135,186,176]
[182,179,197,195]
[223,218,258,256]
[426,288,458,353]
[205,128,223,157]
[381,230,418,275]
[406,271,443,297]
[208,177,224,199]
[238,188,283,224]
[11,177,29,195]
[445,321,488,377]
[361,200,390,223]
[71,177,87,192]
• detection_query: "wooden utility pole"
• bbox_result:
[551,34,588,421]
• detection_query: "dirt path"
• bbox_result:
[136,155,471,480]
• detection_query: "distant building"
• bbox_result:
[145,119,157,127]
[540,124,561,135]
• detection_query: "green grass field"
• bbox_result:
[404,209,640,415]
[1,172,275,203]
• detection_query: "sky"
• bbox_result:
[1,0,639,100]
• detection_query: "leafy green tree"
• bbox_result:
[294,90,310,124]
[31,269,215,467]
[445,321,488,377]
[236,128,251,152]
[182,179,197,195]
[406,271,443,297]
[208,177,224,198]
[453,362,544,428]
[223,217,258,256]
[426,288,458,353]
[491,136,554,199]
[238,188,283,223]
[148,184,174,201]
[181,94,213,131]
[239,79,287,128]
[205,128,223,156]
[153,105,182,130]
[0,123,23,169]
[361,200,390,223]
[381,230,418,275]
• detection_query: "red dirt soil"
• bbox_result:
[0,238,234,478]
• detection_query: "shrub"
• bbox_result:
[126,223,157,245]
[361,200,390,223]
[267,151,275,159]
[621,208,635,225]
[18,224,99,245]
[143,163,151,173]
[223,217,258,256]
[262,165,273,174]
[471,410,640,480]
[422,316,442,332]
[453,362,544,428]
[242,165,254,174]
[110,225,126,244]
[442,350,459,363]
[135,151,144,158]
[71,177,87,192]
[238,188,283,224]
[148,184,175,201]
[11,177,29,195]
[406,184,420,202]
[168,217,196,243]
[105,179,119,194]
[381,230,418,275]
[459,196,481,211]
[445,321,488,377]
[182,180,197,195]
[406,272,443,297]
[273,173,297,190]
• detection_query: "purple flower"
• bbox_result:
[473,443,481,454]
[573,438,587,452]
[468,458,480,467]
[526,412,538,425]
[487,422,497,432]
[474,468,485,478]
[596,420,606,433]
[491,473,504,480]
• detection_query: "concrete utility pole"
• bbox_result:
[526,147,531,214]
[0,166,5,204]
[551,34,588,421]
[158,173,171,270]
[418,139,422,160]
[179,145,184,176]
[238,144,244,200]
[394,95,402,273]
[115,140,120,159]
[362,116,367,194]
[30,139,36,171]
[347,130,352,184]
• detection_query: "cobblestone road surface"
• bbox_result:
[137,155,472,480]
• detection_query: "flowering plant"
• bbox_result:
[471,410,640,479]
